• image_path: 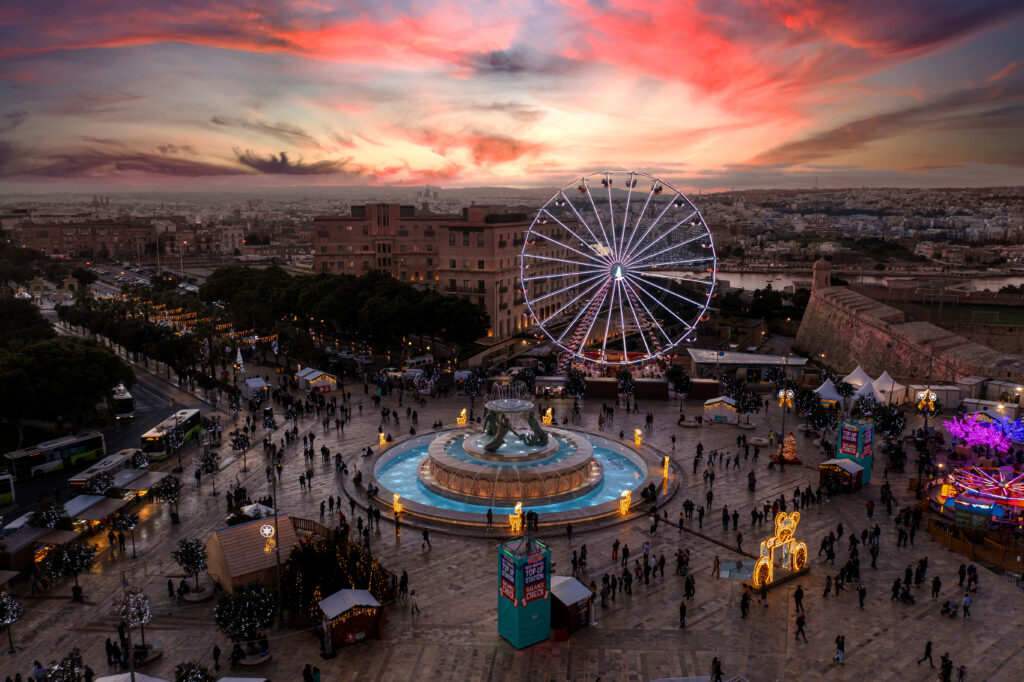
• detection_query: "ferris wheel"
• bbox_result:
[519,170,717,369]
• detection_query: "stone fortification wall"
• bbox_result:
[794,286,1024,382]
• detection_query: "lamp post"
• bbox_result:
[270,471,284,628]
[121,570,137,682]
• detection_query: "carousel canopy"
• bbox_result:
[842,365,873,388]
[814,379,842,402]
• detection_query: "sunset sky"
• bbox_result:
[1,0,1023,190]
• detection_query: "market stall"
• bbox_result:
[818,458,864,493]
[296,367,337,393]
[872,371,906,405]
[842,365,873,389]
[814,379,842,407]
[205,516,300,592]
[244,377,270,401]
[549,575,592,640]
[318,588,383,652]
[703,397,737,424]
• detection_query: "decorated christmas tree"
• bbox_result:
[772,431,801,464]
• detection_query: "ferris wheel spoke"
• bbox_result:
[621,280,651,360]
[521,267,605,283]
[623,213,700,265]
[529,272,606,305]
[621,192,682,264]
[624,275,696,330]
[619,172,636,257]
[537,275,608,329]
[522,252,601,268]
[622,278,674,347]
[582,179,614,259]
[558,191,611,262]
[605,175,616,258]
[531,229,612,267]
[628,272,708,311]
[569,280,612,351]
[601,278,619,360]
[540,209,611,261]
[555,279,610,345]
[631,256,717,271]
[640,271,715,287]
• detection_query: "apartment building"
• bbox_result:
[12,220,155,260]
[313,204,574,340]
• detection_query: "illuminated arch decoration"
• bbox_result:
[751,511,808,588]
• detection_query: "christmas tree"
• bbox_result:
[772,431,801,464]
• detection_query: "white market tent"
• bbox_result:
[842,365,874,389]
[244,377,269,400]
[704,396,737,424]
[239,503,274,518]
[96,675,170,682]
[872,371,906,405]
[550,575,592,606]
[819,458,864,476]
[814,379,842,403]
[318,588,380,621]
[852,381,885,404]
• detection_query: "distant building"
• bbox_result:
[12,220,155,260]
[313,204,572,340]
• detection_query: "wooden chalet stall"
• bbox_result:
[549,575,592,640]
[318,588,383,652]
[205,516,301,592]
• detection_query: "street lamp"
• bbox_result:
[269,470,284,628]
[778,388,795,442]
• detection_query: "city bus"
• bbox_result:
[0,473,14,506]
[3,432,106,480]
[110,384,135,421]
[140,409,202,459]
[68,449,141,488]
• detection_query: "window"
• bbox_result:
[400,244,407,253]
[400,271,407,280]
[463,259,470,268]
[449,233,456,246]
[426,244,433,252]
[478,234,485,247]
[426,270,433,280]
[463,279,470,290]
[477,280,485,291]
[478,296,485,307]
[362,225,368,235]
[427,258,433,266]
[477,260,485,269]
[413,272,419,280]
[346,225,353,231]
[449,279,457,290]
[449,259,457,268]
[463,232,470,247]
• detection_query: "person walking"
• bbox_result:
[833,634,845,666]
[410,590,420,615]
[794,585,805,612]
[962,592,972,618]
[712,555,721,578]
[213,644,221,671]
[857,584,866,609]
[612,539,620,561]
[710,657,724,682]
[486,509,493,530]
[422,529,431,550]
[917,640,935,668]
[679,600,687,628]
[795,613,808,642]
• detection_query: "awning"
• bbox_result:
[820,458,864,474]
[318,588,380,620]
[64,495,106,518]
[704,396,736,407]
[124,470,169,491]
[77,497,130,521]
[37,529,79,545]
[550,575,592,605]
[111,469,147,489]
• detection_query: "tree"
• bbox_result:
[735,389,762,424]
[764,366,787,390]
[834,381,855,399]
[281,535,391,621]
[616,368,635,396]
[114,585,153,647]
[46,647,84,682]
[152,475,183,520]
[113,512,140,558]
[200,450,221,495]
[665,365,691,398]
[83,471,115,496]
[174,661,216,682]
[29,498,68,528]
[720,374,745,400]
[0,590,24,654]
[39,543,97,594]
[463,369,482,407]
[875,405,907,442]
[795,388,819,417]
[563,368,587,399]
[809,405,839,434]
[854,394,879,418]
[129,451,151,468]
[172,538,208,591]
[214,584,277,644]
[0,298,55,353]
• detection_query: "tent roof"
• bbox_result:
[820,458,864,474]
[550,575,592,605]
[95,675,170,682]
[240,503,275,518]
[873,371,905,394]
[245,377,269,389]
[318,588,380,620]
[842,365,873,388]
[853,381,885,403]
[124,470,169,491]
[814,379,842,402]
[77,496,130,521]
[64,494,106,518]
[704,396,736,406]
[206,516,299,580]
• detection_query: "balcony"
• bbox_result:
[498,240,508,248]
[424,229,436,237]
[499,285,509,293]
[499,302,509,310]
[445,286,487,294]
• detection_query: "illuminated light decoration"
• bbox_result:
[378,432,387,447]
[519,171,717,370]
[916,390,938,414]
[777,388,794,409]
[663,456,670,479]
[752,511,808,588]
[634,428,643,447]
[943,414,1012,453]
[457,408,468,426]
[619,490,631,516]
[260,524,276,554]
[392,493,403,515]
[508,502,523,535]
[542,408,553,426]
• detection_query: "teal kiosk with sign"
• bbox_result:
[498,536,551,649]
[836,419,874,484]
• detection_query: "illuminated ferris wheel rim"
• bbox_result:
[518,170,718,367]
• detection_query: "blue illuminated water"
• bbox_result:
[445,435,577,467]
[377,433,645,514]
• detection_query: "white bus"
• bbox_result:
[68,449,141,488]
[110,384,135,421]
[3,432,106,480]
[140,409,202,460]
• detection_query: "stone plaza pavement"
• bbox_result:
[7,384,1024,682]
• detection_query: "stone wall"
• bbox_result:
[794,286,1024,382]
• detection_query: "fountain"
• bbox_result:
[373,386,666,522]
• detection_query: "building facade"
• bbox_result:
[313,204,574,340]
